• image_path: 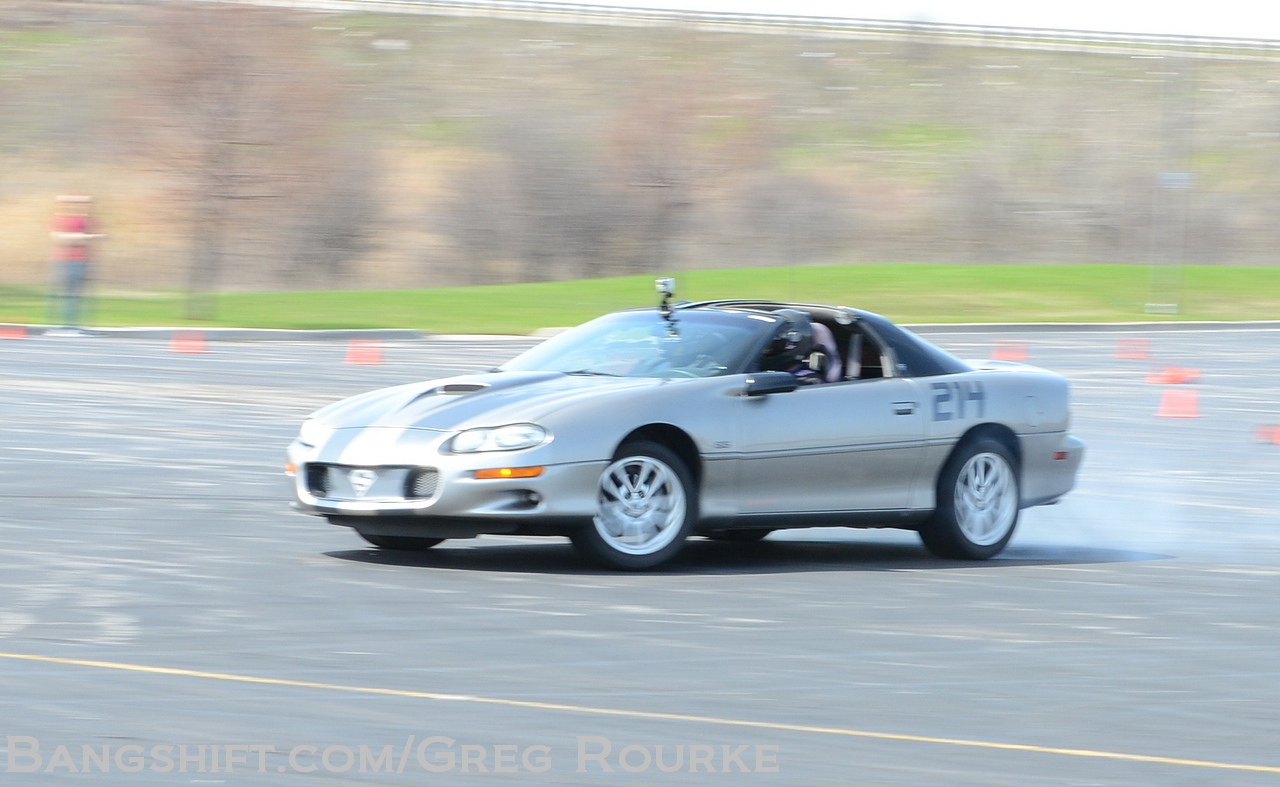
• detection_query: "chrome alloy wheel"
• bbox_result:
[953,451,1018,547]
[593,454,688,556]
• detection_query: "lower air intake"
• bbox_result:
[407,469,439,499]
[306,465,330,497]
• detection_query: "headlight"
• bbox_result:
[298,418,335,447]
[449,424,547,453]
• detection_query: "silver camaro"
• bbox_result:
[287,287,1083,569]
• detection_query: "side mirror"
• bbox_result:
[744,372,798,396]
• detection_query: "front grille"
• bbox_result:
[305,464,424,501]
[406,469,440,499]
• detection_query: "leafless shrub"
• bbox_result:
[728,170,854,267]
[435,156,516,285]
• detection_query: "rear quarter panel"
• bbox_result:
[918,364,1073,508]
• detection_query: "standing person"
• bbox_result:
[49,195,102,330]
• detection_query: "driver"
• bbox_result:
[757,309,840,384]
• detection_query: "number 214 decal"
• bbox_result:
[931,381,985,421]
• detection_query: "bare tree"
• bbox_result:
[130,4,358,316]
[439,107,619,283]
[607,71,771,273]
[607,79,699,274]
[276,140,381,287]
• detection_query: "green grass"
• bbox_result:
[875,123,974,150]
[3,265,1279,334]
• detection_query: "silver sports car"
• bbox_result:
[287,285,1083,569]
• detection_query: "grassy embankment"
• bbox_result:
[2,264,1278,334]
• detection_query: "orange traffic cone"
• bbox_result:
[344,339,383,365]
[170,331,207,354]
[1115,337,1150,360]
[1146,367,1200,385]
[992,340,1028,362]
[1254,425,1280,444]
[1155,388,1199,418]
[0,326,27,339]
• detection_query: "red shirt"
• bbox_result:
[51,213,93,262]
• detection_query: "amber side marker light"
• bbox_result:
[285,463,297,476]
[474,466,544,480]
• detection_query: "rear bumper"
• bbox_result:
[1020,432,1084,508]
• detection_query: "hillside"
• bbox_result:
[3,1,1280,299]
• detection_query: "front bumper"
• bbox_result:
[288,438,606,523]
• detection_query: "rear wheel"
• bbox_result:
[919,436,1019,560]
[571,441,696,570]
[357,532,445,551]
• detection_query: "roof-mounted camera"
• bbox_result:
[655,277,678,334]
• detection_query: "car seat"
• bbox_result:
[810,322,843,383]
[845,330,884,380]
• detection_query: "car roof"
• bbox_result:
[675,300,971,377]
[678,299,868,323]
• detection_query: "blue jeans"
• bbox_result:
[54,260,89,327]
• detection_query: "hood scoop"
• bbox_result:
[403,382,489,408]
[432,381,486,394]
[437,383,489,394]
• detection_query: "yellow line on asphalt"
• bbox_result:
[3,650,1278,774]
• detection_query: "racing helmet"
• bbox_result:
[758,309,814,372]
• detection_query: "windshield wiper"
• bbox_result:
[563,369,622,377]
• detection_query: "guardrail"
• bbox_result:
[202,0,1280,58]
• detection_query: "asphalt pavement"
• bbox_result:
[1,327,1279,785]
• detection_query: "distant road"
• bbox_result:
[214,0,1280,60]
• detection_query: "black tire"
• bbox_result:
[705,529,773,542]
[918,436,1020,560]
[357,532,445,551]
[571,440,697,570]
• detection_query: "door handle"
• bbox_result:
[893,401,915,415]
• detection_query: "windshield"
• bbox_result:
[501,309,775,379]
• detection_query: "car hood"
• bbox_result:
[310,371,673,432]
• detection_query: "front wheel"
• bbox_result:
[571,441,696,570]
[357,532,445,551]
[918,437,1020,560]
